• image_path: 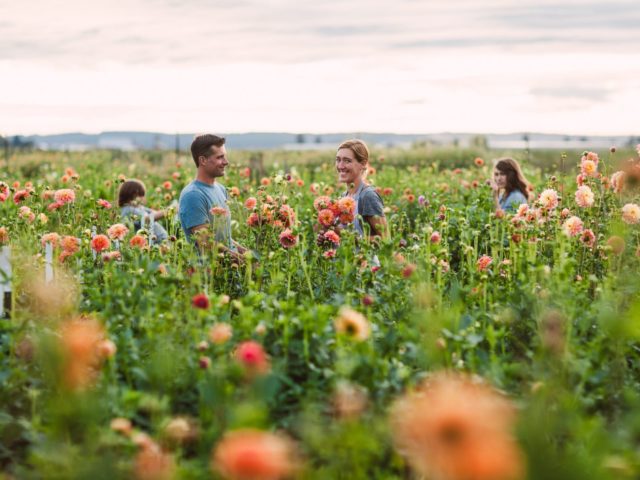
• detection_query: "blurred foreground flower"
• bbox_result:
[334,306,370,341]
[391,372,524,480]
[192,292,210,309]
[211,429,299,480]
[134,441,175,480]
[333,380,368,420]
[235,341,270,375]
[59,316,113,390]
[621,203,640,225]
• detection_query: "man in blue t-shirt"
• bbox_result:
[179,134,247,262]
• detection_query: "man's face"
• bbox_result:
[200,145,228,178]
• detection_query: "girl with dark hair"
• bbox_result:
[118,179,169,242]
[490,157,533,213]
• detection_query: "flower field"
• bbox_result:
[2,145,640,479]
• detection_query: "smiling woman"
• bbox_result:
[336,139,387,241]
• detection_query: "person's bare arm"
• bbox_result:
[191,224,245,263]
[364,215,388,243]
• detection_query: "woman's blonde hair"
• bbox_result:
[494,157,533,200]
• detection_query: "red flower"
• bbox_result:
[192,292,210,309]
[235,341,270,374]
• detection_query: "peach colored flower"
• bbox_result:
[163,417,197,445]
[390,372,524,480]
[580,159,598,177]
[477,255,493,272]
[59,317,108,390]
[611,171,625,193]
[582,151,599,165]
[474,157,484,167]
[318,208,335,227]
[18,206,33,220]
[323,230,340,246]
[110,417,132,436]
[278,229,298,248]
[211,206,228,216]
[134,443,175,480]
[515,204,529,217]
[575,185,594,208]
[562,216,584,237]
[538,189,559,210]
[0,227,8,244]
[430,231,442,244]
[337,196,356,214]
[579,229,596,248]
[102,251,122,262]
[333,381,368,419]
[334,306,370,341]
[91,234,111,253]
[107,223,129,241]
[244,197,257,209]
[260,177,271,186]
[278,205,296,226]
[129,234,147,248]
[61,236,80,253]
[54,188,76,204]
[212,429,298,480]
[209,323,233,345]
[41,232,60,248]
[621,203,640,225]
[313,195,332,211]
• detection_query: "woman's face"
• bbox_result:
[336,148,365,184]
[493,168,507,189]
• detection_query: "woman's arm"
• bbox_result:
[364,215,388,243]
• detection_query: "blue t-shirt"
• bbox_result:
[499,190,528,212]
[179,180,233,247]
[121,205,168,241]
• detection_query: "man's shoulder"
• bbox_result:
[179,183,209,206]
[180,181,206,197]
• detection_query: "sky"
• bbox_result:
[1,0,639,136]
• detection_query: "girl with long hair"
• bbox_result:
[490,157,533,212]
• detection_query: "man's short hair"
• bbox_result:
[191,134,226,167]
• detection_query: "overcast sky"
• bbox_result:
[1,0,638,136]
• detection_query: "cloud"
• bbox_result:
[2,0,637,67]
[530,86,612,102]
